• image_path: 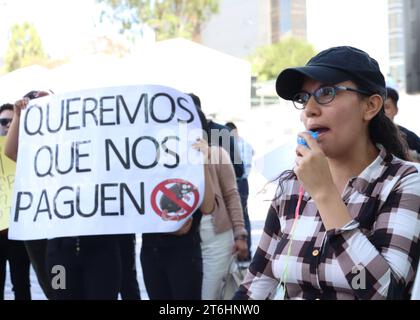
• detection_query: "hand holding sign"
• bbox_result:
[13,98,30,117]
[9,85,205,240]
[192,138,210,160]
[170,216,193,236]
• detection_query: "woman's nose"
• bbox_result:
[303,96,321,117]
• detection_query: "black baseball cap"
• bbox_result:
[275,46,386,100]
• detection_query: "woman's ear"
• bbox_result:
[363,94,383,121]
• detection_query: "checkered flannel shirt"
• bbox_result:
[235,146,420,300]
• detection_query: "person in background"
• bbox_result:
[187,95,244,179]
[207,119,244,178]
[0,103,31,300]
[189,95,248,300]
[5,91,122,300]
[140,101,216,300]
[141,204,204,300]
[384,87,420,162]
[225,121,254,261]
[118,234,141,300]
[0,104,13,136]
[235,46,420,300]
[5,92,54,300]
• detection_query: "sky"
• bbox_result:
[0,0,389,65]
[0,0,102,58]
[306,0,389,75]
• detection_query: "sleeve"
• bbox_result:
[216,147,247,238]
[326,171,420,299]
[242,140,254,178]
[230,135,244,178]
[233,205,282,300]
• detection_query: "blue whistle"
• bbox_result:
[297,130,318,148]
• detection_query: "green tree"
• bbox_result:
[97,0,220,41]
[250,37,317,81]
[4,22,48,72]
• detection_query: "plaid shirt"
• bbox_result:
[235,146,420,300]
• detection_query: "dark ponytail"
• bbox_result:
[368,109,410,161]
[355,78,411,161]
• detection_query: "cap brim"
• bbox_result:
[275,66,352,100]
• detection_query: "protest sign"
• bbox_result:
[0,136,15,231]
[9,85,204,240]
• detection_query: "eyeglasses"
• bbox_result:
[0,118,12,126]
[292,85,371,110]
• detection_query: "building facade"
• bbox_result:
[388,0,405,89]
[388,0,420,92]
[403,0,420,93]
[271,0,307,43]
[199,0,307,59]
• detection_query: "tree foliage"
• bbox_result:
[250,37,317,81]
[4,22,48,72]
[97,0,220,41]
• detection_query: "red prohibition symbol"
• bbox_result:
[151,178,199,221]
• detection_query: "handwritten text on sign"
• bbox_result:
[9,85,204,240]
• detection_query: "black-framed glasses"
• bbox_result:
[0,118,12,126]
[292,85,371,110]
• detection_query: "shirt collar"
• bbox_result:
[347,145,391,195]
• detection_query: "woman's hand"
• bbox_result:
[192,138,210,160]
[294,131,335,200]
[14,98,30,117]
[4,98,30,161]
[233,238,248,260]
[294,132,353,230]
[171,217,193,236]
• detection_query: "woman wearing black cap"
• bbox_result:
[234,46,420,300]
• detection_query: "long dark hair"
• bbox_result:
[368,109,409,160]
[187,93,209,144]
[355,78,409,161]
